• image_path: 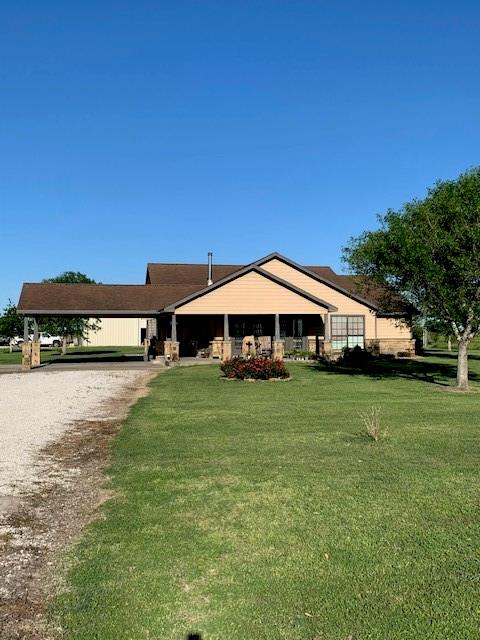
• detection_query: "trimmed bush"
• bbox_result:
[221,357,289,380]
[337,345,373,367]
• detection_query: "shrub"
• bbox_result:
[221,357,289,380]
[337,345,373,367]
[360,406,387,442]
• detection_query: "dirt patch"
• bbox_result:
[0,371,156,639]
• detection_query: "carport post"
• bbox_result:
[31,317,41,367]
[171,313,177,342]
[22,317,32,370]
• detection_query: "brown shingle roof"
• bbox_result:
[307,268,378,301]
[146,263,239,285]
[18,255,411,315]
[17,283,202,316]
[147,260,394,310]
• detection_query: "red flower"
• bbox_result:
[221,357,289,380]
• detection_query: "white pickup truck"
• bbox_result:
[11,333,63,347]
[32,332,63,347]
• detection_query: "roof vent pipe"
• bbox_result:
[207,252,213,286]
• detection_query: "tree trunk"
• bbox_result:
[423,326,428,349]
[447,336,452,351]
[62,336,67,355]
[456,340,469,390]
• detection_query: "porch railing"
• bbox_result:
[232,337,243,356]
[231,336,310,357]
[284,336,309,353]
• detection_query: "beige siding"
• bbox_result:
[176,271,327,315]
[172,259,411,343]
[260,259,412,341]
[376,317,412,339]
[261,259,377,337]
[85,317,148,346]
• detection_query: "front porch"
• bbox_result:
[150,313,329,361]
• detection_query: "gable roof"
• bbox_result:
[250,252,412,315]
[151,252,394,312]
[163,264,338,312]
[253,252,382,311]
[17,252,411,316]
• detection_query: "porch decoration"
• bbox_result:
[221,357,289,380]
[242,335,256,358]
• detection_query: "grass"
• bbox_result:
[426,333,480,350]
[54,354,480,639]
[0,345,143,365]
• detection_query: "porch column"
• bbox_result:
[33,318,39,341]
[146,318,158,339]
[323,311,332,359]
[23,317,29,342]
[324,312,330,340]
[274,313,280,340]
[273,314,284,360]
[222,313,232,361]
[164,312,180,361]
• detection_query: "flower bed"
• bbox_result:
[221,357,290,380]
[284,350,317,361]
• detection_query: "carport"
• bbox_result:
[16,282,178,369]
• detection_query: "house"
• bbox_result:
[17,252,414,360]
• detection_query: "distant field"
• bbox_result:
[0,346,143,365]
[427,334,480,350]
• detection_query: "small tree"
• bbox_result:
[344,167,480,390]
[0,301,24,352]
[40,272,101,352]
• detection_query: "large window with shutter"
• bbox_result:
[331,315,365,350]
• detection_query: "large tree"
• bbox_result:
[40,271,101,352]
[0,300,24,351]
[343,167,480,390]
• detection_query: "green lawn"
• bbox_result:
[55,355,480,639]
[427,334,480,350]
[0,345,143,365]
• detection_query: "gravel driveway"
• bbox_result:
[0,370,147,508]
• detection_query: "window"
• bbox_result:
[280,317,304,338]
[252,321,263,337]
[331,315,364,350]
[293,318,303,337]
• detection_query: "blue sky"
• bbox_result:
[1,1,479,309]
